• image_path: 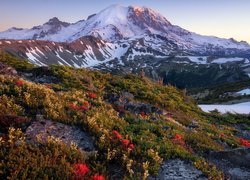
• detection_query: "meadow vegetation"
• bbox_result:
[0,53,249,179]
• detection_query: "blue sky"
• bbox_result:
[1,0,250,43]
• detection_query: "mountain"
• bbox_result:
[0,5,250,89]
[0,5,249,50]
[0,17,70,40]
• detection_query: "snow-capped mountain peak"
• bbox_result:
[71,4,176,41]
[94,4,129,24]
[0,17,70,40]
[0,4,249,52]
[46,17,61,24]
[0,4,175,42]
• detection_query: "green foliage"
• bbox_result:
[106,74,199,114]
[0,128,85,179]
[0,52,34,71]
[0,54,248,179]
[185,132,223,153]
[189,79,250,104]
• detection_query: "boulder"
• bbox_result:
[188,119,199,129]
[0,62,17,76]
[208,148,250,179]
[25,116,95,152]
[149,159,207,180]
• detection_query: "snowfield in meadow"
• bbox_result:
[199,102,250,114]
[236,88,250,95]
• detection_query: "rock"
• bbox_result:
[34,75,58,83]
[235,124,250,139]
[25,118,95,152]
[163,126,170,130]
[23,73,33,77]
[120,91,134,102]
[228,168,250,179]
[165,112,174,118]
[104,93,120,103]
[240,130,250,139]
[151,117,159,121]
[149,159,207,180]
[125,102,161,115]
[105,92,165,117]
[209,148,250,168]
[188,119,199,129]
[22,67,60,84]
[0,62,17,76]
[208,148,250,179]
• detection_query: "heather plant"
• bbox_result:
[0,128,85,179]
[0,52,34,71]
[0,95,24,116]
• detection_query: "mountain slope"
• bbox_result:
[0,37,130,67]
[1,54,250,179]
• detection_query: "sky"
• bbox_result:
[1,0,250,43]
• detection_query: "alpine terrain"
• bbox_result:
[0,4,250,180]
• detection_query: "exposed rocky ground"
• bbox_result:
[208,148,250,180]
[154,159,207,180]
[25,115,95,152]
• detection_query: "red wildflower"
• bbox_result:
[15,80,24,87]
[172,133,185,146]
[140,112,146,118]
[88,92,97,99]
[128,143,135,150]
[122,139,130,147]
[113,130,123,140]
[239,138,250,148]
[166,113,173,118]
[174,134,182,141]
[92,174,105,180]
[74,163,89,176]
[45,84,52,89]
[83,101,90,107]
[220,133,225,138]
[80,105,88,111]
[69,103,80,110]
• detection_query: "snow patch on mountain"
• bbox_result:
[26,48,46,66]
[236,88,250,95]
[176,56,208,64]
[212,57,245,64]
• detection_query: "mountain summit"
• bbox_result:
[78,4,173,40]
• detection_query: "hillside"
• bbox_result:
[0,53,250,179]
